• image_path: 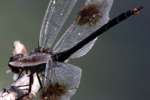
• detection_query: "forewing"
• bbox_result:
[39,0,78,48]
[53,0,113,58]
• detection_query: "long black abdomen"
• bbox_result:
[53,6,143,62]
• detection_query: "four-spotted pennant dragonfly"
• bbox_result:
[7,0,142,99]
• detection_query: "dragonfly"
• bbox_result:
[8,0,142,99]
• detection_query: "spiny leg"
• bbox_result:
[16,69,24,80]
[36,73,43,89]
[28,73,34,94]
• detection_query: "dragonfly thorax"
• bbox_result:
[8,48,53,74]
[30,47,53,55]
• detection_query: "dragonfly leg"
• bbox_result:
[28,73,34,94]
[36,73,43,89]
[16,69,23,80]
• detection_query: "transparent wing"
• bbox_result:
[53,0,113,58]
[60,89,77,100]
[43,62,81,99]
[39,0,78,48]
[44,62,82,90]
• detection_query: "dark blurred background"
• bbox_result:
[0,0,149,100]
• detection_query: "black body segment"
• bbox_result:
[53,6,143,62]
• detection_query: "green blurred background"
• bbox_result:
[0,0,149,100]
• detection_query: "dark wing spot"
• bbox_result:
[76,4,102,25]
[41,83,67,100]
